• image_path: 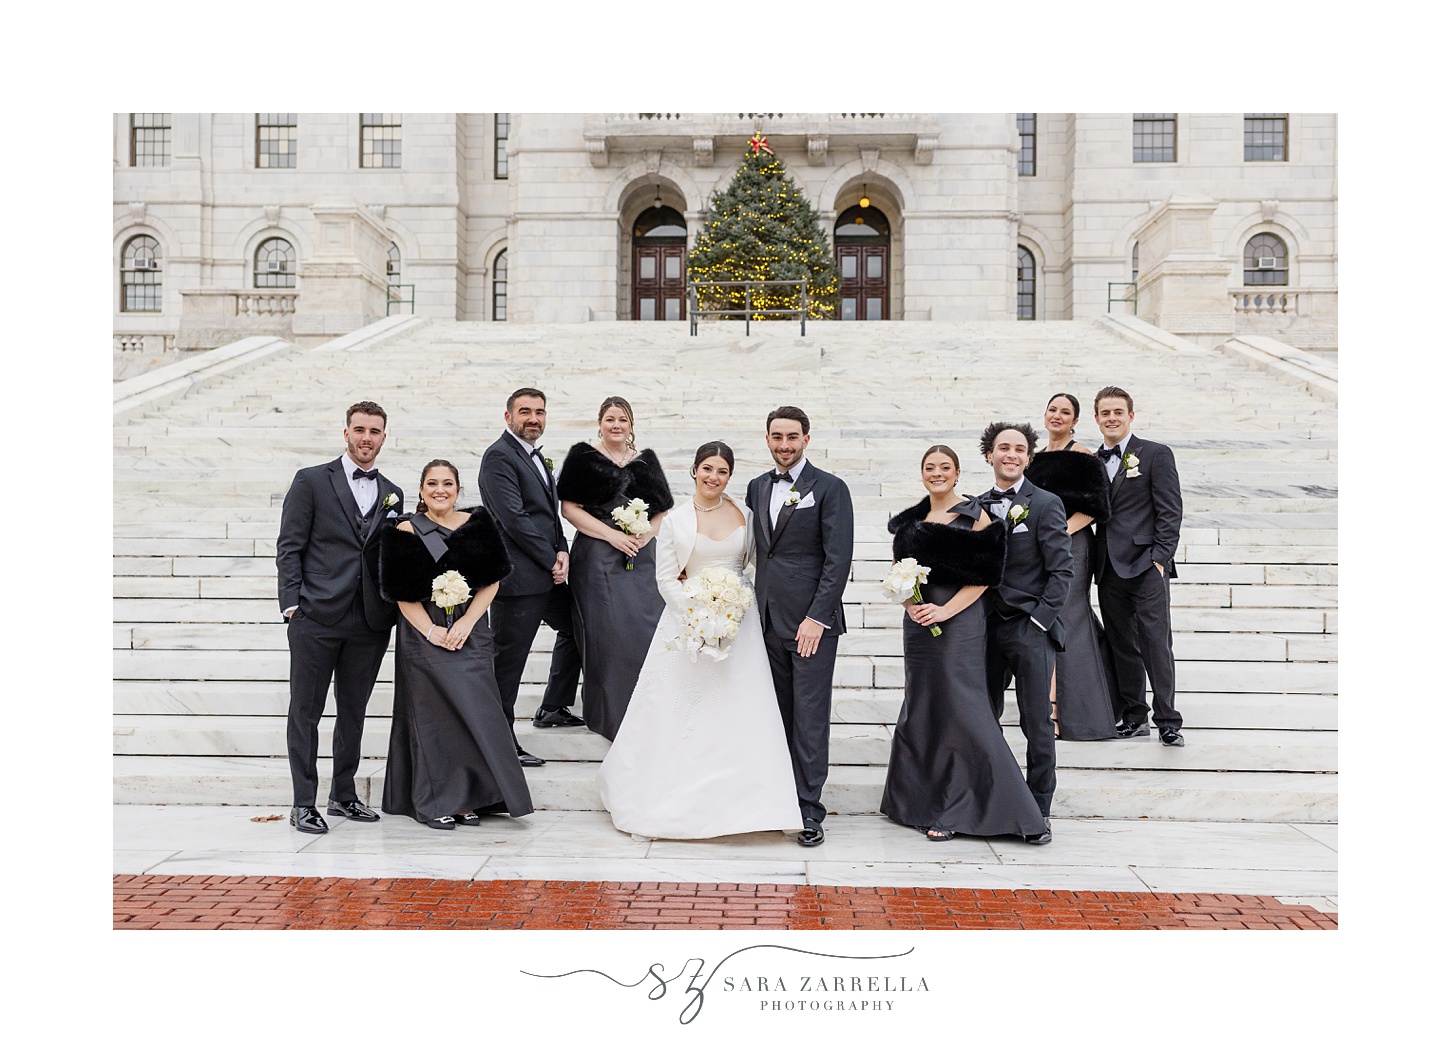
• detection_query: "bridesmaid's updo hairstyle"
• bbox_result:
[920,444,960,471]
[597,396,637,451]
[1045,392,1081,420]
[416,458,461,513]
[691,441,734,477]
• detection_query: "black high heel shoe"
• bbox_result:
[455,812,481,826]
[427,815,456,830]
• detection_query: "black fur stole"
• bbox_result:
[378,507,513,603]
[887,497,1006,588]
[1024,451,1111,521]
[554,442,675,518]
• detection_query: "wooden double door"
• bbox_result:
[836,242,888,320]
[632,243,686,321]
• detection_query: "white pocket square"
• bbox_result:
[1011,522,1028,534]
[387,510,399,519]
[793,492,816,510]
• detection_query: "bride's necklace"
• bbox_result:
[692,497,724,512]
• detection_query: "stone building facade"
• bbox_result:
[112,113,1337,353]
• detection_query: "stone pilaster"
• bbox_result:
[1135,194,1235,346]
[291,201,391,346]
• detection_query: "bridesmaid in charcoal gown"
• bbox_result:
[556,396,674,741]
[379,459,533,829]
[1025,392,1119,741]
[880,445,1048,843]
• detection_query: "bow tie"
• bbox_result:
[1097,445,1121,460]
[770,470,794,483]
[352,468,378,481]
[982,488,1013,504]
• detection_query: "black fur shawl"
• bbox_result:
[378,507,513,603]
[887,497,1006,588]
[1024,450,1112,522]
[554,442,675,520]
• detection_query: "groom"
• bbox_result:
[276,401,405,834]
[746,406,854,847]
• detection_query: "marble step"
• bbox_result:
[112,714,1337,774]
[109,755,1338,823]
[112,681,1336,731]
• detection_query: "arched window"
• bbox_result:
[1243,233,1288,286]
[121,235,162,312]
[1131,242,1139,282]
[492,250,507,321]
[254,237,296,289]
[386,242,401,284]
[1017,246,1036,320]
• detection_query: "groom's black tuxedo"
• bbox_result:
[745,459,854,829]
[1094,433,1183,731]
[982,477,1072,818]
[479,432,582,724]
[276,457,404,808]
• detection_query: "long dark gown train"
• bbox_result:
[1054,527,1119,740]
[383,523,533,824]
[880,579,1047,839]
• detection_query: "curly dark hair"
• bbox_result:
[979,421,1038,460]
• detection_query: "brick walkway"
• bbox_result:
[113,876,1337,930]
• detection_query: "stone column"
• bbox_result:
[292,200,391,346]
[1135,193,1235,347]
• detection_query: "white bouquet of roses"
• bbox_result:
[609,498,651,570]
[883,557,940,637]
[665,566,752,662]
[431,569,471,626]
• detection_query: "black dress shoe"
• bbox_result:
[1160,728,1186,747]
[797,824,825,847]
[516,744,545,767]
[427,815,456,830]
[533,707,586,728]
[455,812,481,826]
[1026,819,1052,845]
[290,806,328,834]
[326,799,380,822]
[1115,721,1149,738]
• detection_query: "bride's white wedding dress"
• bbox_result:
[596,500,802,839]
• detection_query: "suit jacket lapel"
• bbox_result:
[769,463,816,549]
[752,475,772,549]
[512,436,554,502]
[360,478,395,544]
[1108,435,1135,502]
[328,461,364,544]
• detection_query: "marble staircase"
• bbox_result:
[113,318,1337,822]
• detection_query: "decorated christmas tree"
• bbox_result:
[688,134,840,320]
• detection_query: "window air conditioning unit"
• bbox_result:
[131,257,153,270]
[267,261,286,273]
[1257,256,1277,269]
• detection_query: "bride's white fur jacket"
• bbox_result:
[651,494,756,614]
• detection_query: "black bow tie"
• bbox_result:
[1097,445,1121,460]
[982,488,1013,504]
[352,468,378,481]
[770,470,794,482]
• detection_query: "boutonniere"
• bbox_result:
[784,486,801,506]
[1123,452,1140,478]
[1007,503,1029,526]
[382,492,399,509]
[544,457,554,472]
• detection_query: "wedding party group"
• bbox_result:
[275,384,1182,849]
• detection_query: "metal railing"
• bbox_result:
[1107,281,1138,315]
[687,279,809,336]
[386,283,415,316]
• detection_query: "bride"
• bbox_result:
[596,441,803,839]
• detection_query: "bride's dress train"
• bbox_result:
[596,504,802,839]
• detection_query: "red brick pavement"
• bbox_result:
[113,876,1337,930]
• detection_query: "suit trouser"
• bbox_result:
[1097,565,1181,730]
[985,612,1057,817]
[490,583,582,723]
[764,619,837,828]
[285,598,392,807]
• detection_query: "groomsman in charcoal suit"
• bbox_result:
[980,421,1072,843]
[1092,386,1185,746]
[276,401,406,834]
[745,406,854,847]
[479,387,584,768]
